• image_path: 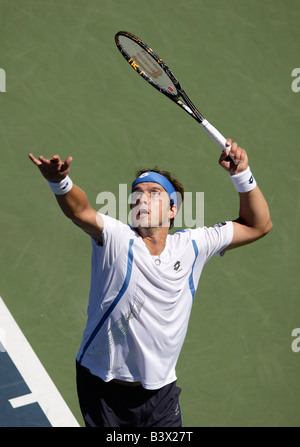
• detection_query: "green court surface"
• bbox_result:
[0,0,299,427]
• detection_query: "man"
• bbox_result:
[28,140,272,427]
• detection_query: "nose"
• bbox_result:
[131,191,148,206]
[139,192,148,204]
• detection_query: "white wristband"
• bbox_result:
[48,175,73,195]
[230,166,257,193]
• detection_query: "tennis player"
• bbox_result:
[28,140,272,427]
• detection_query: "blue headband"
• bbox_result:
[131,171,177,206]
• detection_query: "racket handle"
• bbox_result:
[201,119,229,151]
[201,119,237,165]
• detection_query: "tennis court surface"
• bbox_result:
[0,0,299,427]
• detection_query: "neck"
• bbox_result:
[136,226,168,256]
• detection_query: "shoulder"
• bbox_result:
[170,222,233,258]
[93,214,136,246]
[101,214,134,233]
[171,227,206,241]
[168,228,206,252]
[172,222,233,238]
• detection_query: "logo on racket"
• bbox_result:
[128,58,140,71]
[132,52,162,80]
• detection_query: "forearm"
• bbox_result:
[55,183,103,239]
[55,184,90,220]
[219,141,272,250]
[237,186,272,235]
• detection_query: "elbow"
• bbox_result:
[251,218,273,242]
[266,218,273,234]
[261,218,273,238]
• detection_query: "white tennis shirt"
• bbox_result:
[77,214,233,390]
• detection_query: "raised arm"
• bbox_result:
[219,140,272,251]
[28,154,103,242]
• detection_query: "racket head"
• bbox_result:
[115,31,180,98]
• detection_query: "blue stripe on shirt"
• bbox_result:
[189,240,198,300]
[78,238,134,363]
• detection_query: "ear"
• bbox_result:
[170,204,178,220]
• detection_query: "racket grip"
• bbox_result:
[201,119,238,165]
[201,119,229,151]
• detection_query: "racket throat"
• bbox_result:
[179,93,205,122]
[177,100,194,116]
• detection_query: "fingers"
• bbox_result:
[39,155,51,164]
[226,138,232,150]
[218,139,232,164]
[28,153,73,181]
[40,154,60,164]
[219,139,249,174]
[61,156,73,172]
[229,141,247,165]
[28,153,42,166]
[29,154,55,166]
[222,139,246,163]
[28,154,72,168]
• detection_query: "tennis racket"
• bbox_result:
[115,31,236,163]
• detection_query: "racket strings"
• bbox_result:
[118,35,178,96]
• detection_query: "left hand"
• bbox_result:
[28,153,72,182]
[219,139,249,175]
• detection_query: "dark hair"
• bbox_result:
[132,167,184,229]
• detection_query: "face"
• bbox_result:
[130,182,176,229]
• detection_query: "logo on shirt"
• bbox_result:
[173,261,181,272]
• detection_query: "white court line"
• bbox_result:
[9,393,38,409]
[0,296,80,427]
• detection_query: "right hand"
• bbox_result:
[28,154,73,182]
[218,139,249,175]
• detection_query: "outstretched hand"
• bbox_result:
[28,153,73,182]
[219,139,249,175]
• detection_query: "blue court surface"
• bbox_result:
[0,297,79,427]
[0,350,52,427]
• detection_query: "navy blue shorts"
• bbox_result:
[76,361,182,427]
